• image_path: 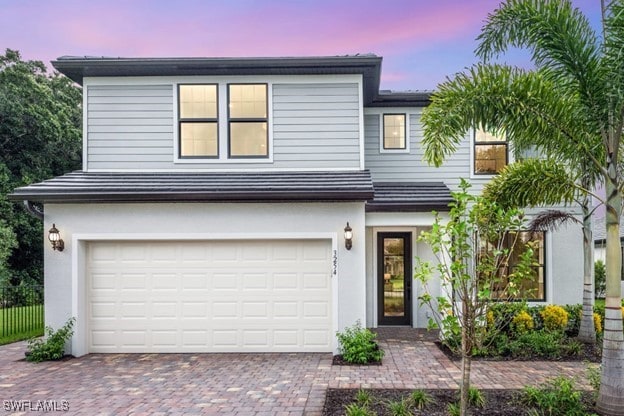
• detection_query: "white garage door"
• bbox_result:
[87,239,333,353]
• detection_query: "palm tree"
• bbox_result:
[421,1,624,414]
[484,159,601,344]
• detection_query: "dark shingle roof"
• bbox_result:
[367,182,452,212]
[52,55,382,104]
[8,171,374,203]
[368,90,433,107]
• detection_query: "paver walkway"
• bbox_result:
[0,328,591,415]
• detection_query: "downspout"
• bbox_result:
[23,200,43,220]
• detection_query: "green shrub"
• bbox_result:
[506,330,565,359]
[594,259,606,298]
[355,389,373,406]
[447,401,460,416]
[593,312,603,334]
[563,304,582,337]
[344,403,375,416]
[26,317,75,362]
[512,310,534,335]
[488,302,527,335]
[587,364,601,400]
[468,386,486,408]
[336,321,384,364]
[521,377,586,416]
[541,305,569,331]
[386,398,410,416]
[410,389,433,410]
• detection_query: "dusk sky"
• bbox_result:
[1,0,602,91]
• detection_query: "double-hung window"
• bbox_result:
[228,84,268,157]
[474,129,508,174]
[178,84,218,158]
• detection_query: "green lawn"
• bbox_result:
[0,304,44,345]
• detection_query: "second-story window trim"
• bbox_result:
[227,83,269,159]
[178,84,219,159]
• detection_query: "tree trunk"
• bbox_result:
[596,176,624,416]
[578,200,596,343]
[460,325,471,416]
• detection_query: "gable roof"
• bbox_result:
[52,54,383,104]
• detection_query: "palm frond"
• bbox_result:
[602,0,624,143]
[422,64,602,182]
[483,159,578,209]
[528,209,581,232]
[476,0,605,122]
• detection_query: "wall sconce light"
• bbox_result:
[48,224,64,252]
[344,222,353,250]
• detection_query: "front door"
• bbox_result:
[377,232,412,325]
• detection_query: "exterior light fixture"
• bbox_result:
[48,224,64,252]
[344,222,353,250]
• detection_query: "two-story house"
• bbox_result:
[9,55,583,356]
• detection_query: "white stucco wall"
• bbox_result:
[44,201,366,356]
[548,223,584,305]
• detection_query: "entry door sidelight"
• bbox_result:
[377,233,412,325]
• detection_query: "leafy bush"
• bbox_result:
[386,398,410,416]
[563,304,582,337]
[344,403,374,416]
[540,305,568,331]
[512,310,534,335]
[521,377,587,416]
[506,330,565,359]
[447,402,460,416]
[594,312,603,334]
[26,317,74,362]
[410,389,433,410]
[355,389,372,406]
[468,386,486,408]
[587,364,601,400]
[336,321,384,364]
[594,260,606,298]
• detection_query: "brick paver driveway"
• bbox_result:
[0,329,590,415]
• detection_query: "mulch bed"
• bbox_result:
[435,341,602,363]
[322,388,595,415]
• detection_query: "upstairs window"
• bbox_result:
[228,84,268,157]
[474,129,507,174]
[178,84,218,158]
[383,114,406,150]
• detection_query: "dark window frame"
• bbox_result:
[382,113,407,150]
[227,83,269,159]
[473,129,508,175]
[177,83,219,159]
[499,230,547,302]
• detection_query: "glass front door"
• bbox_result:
[377,232,412,325]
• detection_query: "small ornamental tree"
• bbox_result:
[414,179,536,416]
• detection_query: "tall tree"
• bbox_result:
[420,1,624,414]
[0,49,81,286]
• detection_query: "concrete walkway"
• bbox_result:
[0,329,591,415]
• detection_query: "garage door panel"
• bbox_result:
[87,239,332,353]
